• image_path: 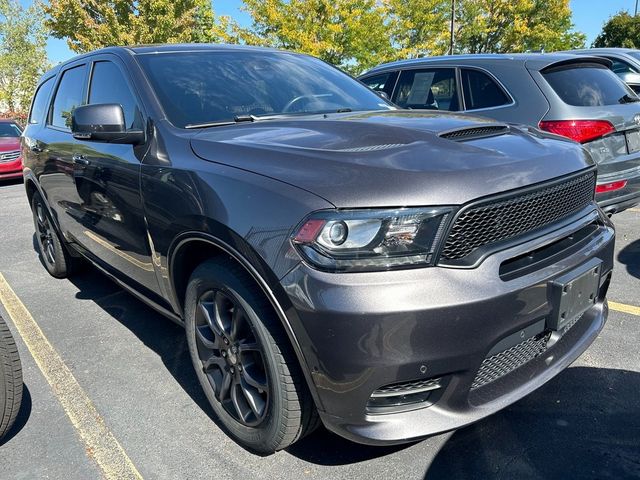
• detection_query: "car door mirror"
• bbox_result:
[376,91,390,101]
[71,104,144,145]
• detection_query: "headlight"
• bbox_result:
[292,207,454,272]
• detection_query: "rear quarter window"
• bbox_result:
[461,69,510,110]
[542,63,635,106]
[28,77,54,124]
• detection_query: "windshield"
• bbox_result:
[136,50,394,128]
[0,123,21,137]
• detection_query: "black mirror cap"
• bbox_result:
[71,104,144,145]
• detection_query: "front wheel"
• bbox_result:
[0,314,22,441]
[184,258,318,453]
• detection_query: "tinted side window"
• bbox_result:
[29,77,54,124]
[394,69,459,111]
[608,58,638,74]
[461,69,510,110]
[361,72,398,97]
[89,61,142,129]
[50,65,86,129]
[543,64,635,106]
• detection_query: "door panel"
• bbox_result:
[71,57,159,293]
[39,63,88,236]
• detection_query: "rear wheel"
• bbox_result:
[185,258,318,453]
[31,191,80,278]
[0,315,22,441]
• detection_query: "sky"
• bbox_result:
[36,0,640,64]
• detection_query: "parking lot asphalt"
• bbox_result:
[0,178,638,480]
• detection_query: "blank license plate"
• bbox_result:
[548,258,601,331]
[626,129,640,154]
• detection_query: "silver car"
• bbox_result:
[360,53,640,214]
[567,47,640,94]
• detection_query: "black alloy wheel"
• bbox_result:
[34,199,56,267]
[31,191,79,279]
[194,289,269,427]
[185,259,319,453]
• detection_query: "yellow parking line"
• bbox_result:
[609,301,640,317]
[0,273,143,480]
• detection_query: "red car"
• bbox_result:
[0,119,23,180]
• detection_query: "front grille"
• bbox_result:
[471,314,583,390]
[440,125,509,141]
[0,150,20,163]
[440,171,596,261]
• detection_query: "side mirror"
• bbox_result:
[376,91,390,101]
[71,104,144,145]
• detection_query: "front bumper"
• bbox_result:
[0,157,23,180]
[280,207,614,445]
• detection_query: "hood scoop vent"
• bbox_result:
[439,125,510,142]
[336,143,408,153]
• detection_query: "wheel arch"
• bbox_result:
[167,232,324,411]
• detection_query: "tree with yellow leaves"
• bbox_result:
[455,0,585,53]
[45,0,232,53]
[236,0,392,74]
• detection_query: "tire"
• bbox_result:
[31,191,80,278]
[0,314,22,441]
[185,258,319,453]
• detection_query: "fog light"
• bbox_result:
[367,377,443,414]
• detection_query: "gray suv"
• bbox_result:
[360,53,640,214]
[22,45,614,453]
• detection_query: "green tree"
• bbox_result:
[0,0,49,120]
[45,0,232,53]
[594,11,640,48]
[455,0,585,53]
[236,0,392,74]
[383,0,450,59]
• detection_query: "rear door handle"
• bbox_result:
[72,154,90,166]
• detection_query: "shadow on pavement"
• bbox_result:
[59,267,640,473]
[425,367,640,479]
[66,268,216,425]
[286,424,411,465]
[1,385,32,446]
[0,178,23,188]
[618,239,640,280]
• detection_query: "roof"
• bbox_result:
[39,43,294,82]
[568,47,639,55]
[361,52,612,76]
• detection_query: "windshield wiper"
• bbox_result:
[184,115,258,129]
[185,109,355,129]
[619,94,640,104]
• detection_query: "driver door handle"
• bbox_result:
[72,154,90,166]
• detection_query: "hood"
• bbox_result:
[190,110,593,208]
[0,137,20,152]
